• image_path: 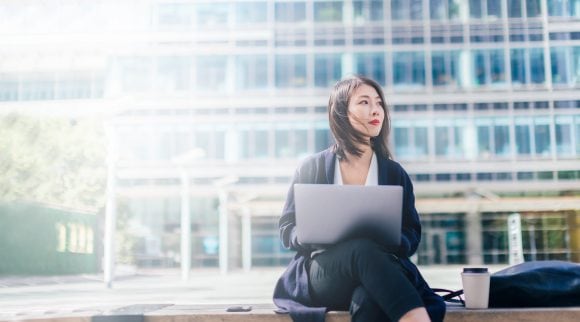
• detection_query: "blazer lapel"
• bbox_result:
[377,155,390,185]
[322,148,336,184]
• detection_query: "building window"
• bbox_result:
[56,77,92,99]
[432,51,462,87]
[414,174,431,182]
[436,173,452,181]
[548,0,580,17]
[235,1,267,25]
[477,122,492,159]
[511,49,526,85]
[508,0,524,17]
[315,127,333,152]
[457,173,472,181]
[275,2,307,23]
[551,47,569,85]
[0,76,18,101]
[314,0,343,22]
[494,120,511,157]
[193,130,211,160]
[477,172,493,181]
[295,129,309,158]
[157,3,193,28]
[490,49,507,84]
[393,52,426,89]
[534,117,552,157]
[252,217,293,266]
[530,48,546,84]
[275,54,307,88]
[21,78,55,101]
[496,172,513,181]
[470,0,503,19]
[353,0,384,22]
[238,130,250,159]
[538,171,554,180]
[414,127,429,157]
[435,126,450,157]
[472,49,507,87]
[275,129,291,158]
[391,0,423,20]
[255,129,269,158]
[314,53,343,88]
[515,118,532,155]
[354,52,385,86]
[550,47,580,86]
[555,116,574,156]
[394,126,412,159]
[558,170,579,180]
[236,55,268,90]
[430,0,464,21]
[453,124,469,158]
[215,131,225,160]
[526,0,542,17]
[157,56,191,92]
[195,4,229,28]
[196,56,227,91]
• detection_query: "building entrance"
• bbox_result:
[417,213,466,265]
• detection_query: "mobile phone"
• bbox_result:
[226,305,252,312]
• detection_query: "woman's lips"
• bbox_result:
[369,119,381,126]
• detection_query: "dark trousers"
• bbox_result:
[308,239,424,322]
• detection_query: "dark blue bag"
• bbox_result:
[489,261,580,308]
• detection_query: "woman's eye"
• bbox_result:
[360,100,368,105]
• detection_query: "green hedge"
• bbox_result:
[0,202,98,275]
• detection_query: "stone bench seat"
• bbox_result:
[2,304,579,322]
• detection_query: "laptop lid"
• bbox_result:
[294,184,403,245]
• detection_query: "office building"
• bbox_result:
[1,0,579,270]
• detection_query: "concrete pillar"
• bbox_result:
[180,170,191,281]
[466,198,483,265]
[219,190,229,275]
[242,207,252,272]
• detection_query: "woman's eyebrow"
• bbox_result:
[355,95,382,100]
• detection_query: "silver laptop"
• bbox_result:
[294,184,403,245]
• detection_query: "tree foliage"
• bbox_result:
[0,113,107,211]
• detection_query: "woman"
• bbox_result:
[273,76,445,322]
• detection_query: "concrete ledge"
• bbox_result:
[145,306,580,322]
[1,304,579,322]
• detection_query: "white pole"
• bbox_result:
[219,190,229,275]
[103,127,117,288]
[180,170,191,281]
[242,207,252,272]
[508,213,525,265]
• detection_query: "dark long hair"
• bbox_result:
[328,75,391,161]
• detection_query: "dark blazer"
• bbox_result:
[273,147,446,322]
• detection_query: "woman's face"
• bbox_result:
[347,84,384,139]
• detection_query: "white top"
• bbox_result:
[311,152,379,258]
[334,152,379,186]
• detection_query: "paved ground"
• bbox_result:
[0,265,507,320]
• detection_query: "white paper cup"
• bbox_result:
[461,267,490,309]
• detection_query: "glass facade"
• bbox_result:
[482,211,574,263]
